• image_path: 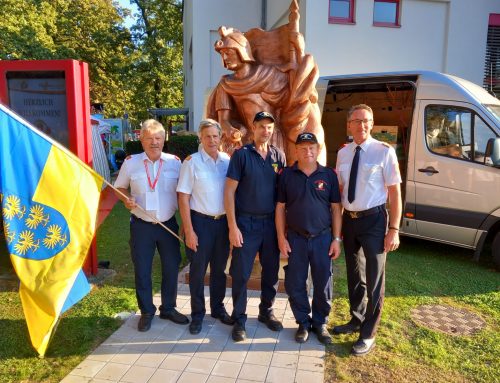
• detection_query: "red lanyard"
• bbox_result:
[143,159,163,191]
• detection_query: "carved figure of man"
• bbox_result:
[207,21,326,165]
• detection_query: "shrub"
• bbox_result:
[124,135,199,161]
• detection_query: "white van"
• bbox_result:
[317,71,500,267]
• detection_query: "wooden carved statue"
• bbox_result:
[206,0,326,165]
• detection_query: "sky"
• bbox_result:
[116,0,138,29]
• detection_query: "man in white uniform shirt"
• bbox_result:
[115,119,188,332]
[335,104,402,356]
[177,119,233,334]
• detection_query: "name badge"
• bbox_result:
[145,191,158,211]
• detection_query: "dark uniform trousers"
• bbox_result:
[186,212,230,322]
[130,215,181,316]
[284,230,333,328]
[230,215,280,325]
[342,208,387,339]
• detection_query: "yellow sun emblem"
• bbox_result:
[4,222,16,244]
[25,204,50,229]
[3,195,26,220]
[14,230,40,255]
[43,225,67,249]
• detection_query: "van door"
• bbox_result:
[412,100,499,248]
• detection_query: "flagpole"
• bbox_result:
[102,179,184,244]
[0,104,184,244]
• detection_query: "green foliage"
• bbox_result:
[328,238,500,383]
[125,135,199,160]
[0,203,187,382]
[0,0,184,123]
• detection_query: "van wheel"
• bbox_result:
[493,232,500,270]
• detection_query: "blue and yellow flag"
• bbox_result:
[0,103,103,356]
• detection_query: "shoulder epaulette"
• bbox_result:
[174,155,181,161]
[126,155,132,160]
[380,142,391,148]
[185,155,192,161]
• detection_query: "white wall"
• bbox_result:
[184,0,261,130]
[445,0,500,85]
[184,0,499,131]
[305,0,449,76]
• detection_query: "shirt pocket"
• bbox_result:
[162,169,178,193]
[338,163,350,185]
[362,163,383,182]
[130,173,148,194]
[195,171,215,193]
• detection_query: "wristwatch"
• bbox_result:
[333,236,342,242]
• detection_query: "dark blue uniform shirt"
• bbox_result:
[278,162,341,235]
[226,143,286,215]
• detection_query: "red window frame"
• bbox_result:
[329,0,355,24]
[373,0,401,27]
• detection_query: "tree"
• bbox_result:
[128,0,184,121]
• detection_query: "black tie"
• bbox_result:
[348,146,361,203]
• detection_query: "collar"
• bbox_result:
[351,136,374,153]
[291,161,326,175]
[199,147,221,163]
[141,152,163,164]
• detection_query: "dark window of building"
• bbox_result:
[373,0,400,27]
[329,0,355,24]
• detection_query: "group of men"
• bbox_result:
[114,104,402,356]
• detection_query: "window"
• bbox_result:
[483,14,500,97]
[373,0,400,27]
[329,0,355,24]
[425,105,498,166]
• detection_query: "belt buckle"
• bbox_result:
[349,211,359,219]
[213,214,222,220]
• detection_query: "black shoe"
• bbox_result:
[137,314,153,332]
[295,323,310,343]
[258,313,283,331]
[189,321,202,335]
[312,324,332,344]
[211,310,235,326]
[159,309,189,325]
[351,338,376,356]
[232,323,246,342]
[332,321,361,335]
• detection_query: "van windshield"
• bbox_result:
[484,104,500,123]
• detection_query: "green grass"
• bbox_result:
[326,238,500,383]
[1,204,499,382]
[0,203,187,383]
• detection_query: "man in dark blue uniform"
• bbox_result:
[224,111,286,342]
[276,132,342,344]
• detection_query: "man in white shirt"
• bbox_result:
[115,119,188,332]
[334,104,402,356]
[177,119,233,334]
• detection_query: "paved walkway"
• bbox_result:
[62,284,325,383]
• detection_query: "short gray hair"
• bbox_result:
[140,119,165,139]
[347,104,374,120]
[198,119,222,137]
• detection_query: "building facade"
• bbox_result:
[183,0,500,131]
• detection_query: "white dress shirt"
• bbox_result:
[336,137,401,211]
[114,152,180,222]
[176,148,230,216]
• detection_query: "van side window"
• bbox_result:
[425,105,497,165]
[474,116,497,165]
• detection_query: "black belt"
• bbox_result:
[344,204,385,219]
[131,214,173,225]
[191,210,226,220]
[290,226,331,239]
[237,212,274,219]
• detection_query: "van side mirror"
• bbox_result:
[485,137,500,167]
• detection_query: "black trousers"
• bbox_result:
[129,215,181,315]
[284,230,333,328]
[230,215,280,325]
[342,209,387,339]
[186,212,230,322]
